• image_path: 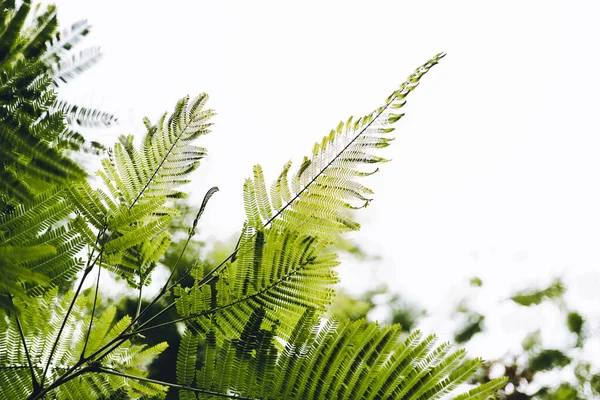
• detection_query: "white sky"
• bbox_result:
[52,1,600,362]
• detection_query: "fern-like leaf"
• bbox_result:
[175,309,505,399]
[64,94,214,287]
[245,53,445,240]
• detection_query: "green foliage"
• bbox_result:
[0,0,114,207]
[470,276,483,287]
[168,54,505,398]
[176,308,506,400]
[331,286,425,332]
[528,349,571,372]
[71,94,214,286]
[454,275,598,399]
[0,4,506,397]
[510,278,565,307]
[330,289,379,321]
[454,312,485,344]
[0,288,167,399]
[173,54,445,343]
[566,311,584,335]
[0,185,88,314]
[0,0,115,313]
[0,59,85,203]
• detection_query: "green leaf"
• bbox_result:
[529,349,571,371]
[510,278,565,306]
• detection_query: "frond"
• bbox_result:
[54,128,107,155]
[0,186,87,312]
[51,46,102,85]
[18,3,58,60]
[175,310,505,399]
[102,94,213,208]
[73,94,214,286]
[53,97,117,128]
[176,330,200,387]
[244,53,445,241]
[174,224,338,342]
[0,289,168,399]
[41,19,92,65]
[0,244,53,313]
[0,3,113,207]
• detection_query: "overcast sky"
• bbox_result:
[51,1,600,361]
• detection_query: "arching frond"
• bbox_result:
[0,288,168,400]
[244,53,445,241]
[174,309,506,399]
[51,46,101,84]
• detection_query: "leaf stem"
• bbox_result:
[80,248,103,361]
[39,223,107,388]
[96,366,255,399]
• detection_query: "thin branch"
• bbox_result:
[39,223,107,387]
[28,366,93,400]
[96,366,256,399]
[135,260,144,321]
[80,249,103,361]
[11,296,40,392]
[42,187,219,385]
[127,187,219,333]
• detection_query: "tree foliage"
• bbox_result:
[0,2,507,399]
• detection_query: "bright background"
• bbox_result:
[51,1,600,363]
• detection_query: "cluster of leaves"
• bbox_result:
[467,279,599,399]
[0,0,115,314]
[1,1,509,399]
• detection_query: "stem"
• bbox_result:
[39,224,107,387]
[96,366,255,399]
[80,249,103,361]
[135,261,144,321]
[28,366,93,400]
[47,187,219,382]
